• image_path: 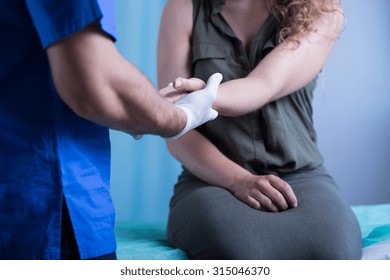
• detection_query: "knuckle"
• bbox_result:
[255,178,266,188]
[274,192,285,202]
[261,198,272,208]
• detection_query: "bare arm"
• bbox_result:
[158,0,297,211]
[174,2,344,116]
[47,23,186,137]
[166,129,297,211]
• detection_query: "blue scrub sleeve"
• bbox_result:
[98,0,116,41]
[25,0,116,49]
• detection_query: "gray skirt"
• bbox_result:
[167,165,362,259]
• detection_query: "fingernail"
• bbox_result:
[175,79,183,88]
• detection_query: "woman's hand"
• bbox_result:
[230,173,298,212]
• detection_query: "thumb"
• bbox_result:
[205,73,223,97]
[174,77,206,91]
[208,108,218,121]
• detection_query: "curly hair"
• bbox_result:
[266,0,342,43]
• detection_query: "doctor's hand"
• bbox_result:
[167,73,222,139]
[159,77,206,103]
[230,173,298,212]
[132,76,215,141]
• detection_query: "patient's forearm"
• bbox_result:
[166,130,251,191]
[167,130,298,211]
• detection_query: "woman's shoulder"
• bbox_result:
[162,0,193,34]
[165,0,193,12]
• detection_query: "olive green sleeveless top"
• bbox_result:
[191,0,323,175]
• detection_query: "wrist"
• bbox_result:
[165,106,188,139]
[225,168,253,193]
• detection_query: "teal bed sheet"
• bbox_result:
[115,204,390,260]
[115,223,187,260]
[352,204,390,248]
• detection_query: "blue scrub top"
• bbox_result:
[0,0,117,259]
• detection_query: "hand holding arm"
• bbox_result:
[130,77,207,140]
[167,73,222,139]
[159,78,205,103]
